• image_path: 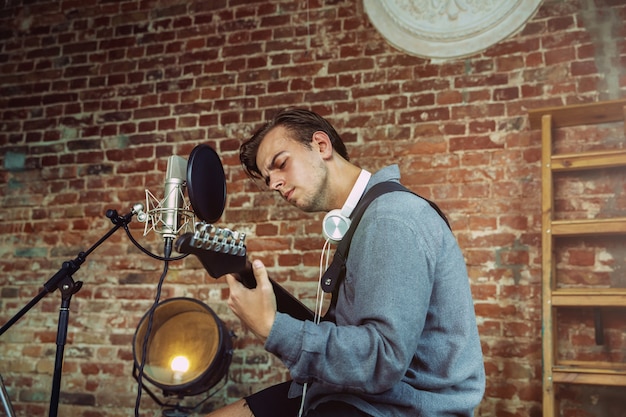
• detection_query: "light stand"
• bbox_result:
[0,206,141,417]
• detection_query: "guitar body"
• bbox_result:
[175,225,314,322]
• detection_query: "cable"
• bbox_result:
[298,238,333,417]
[133,238,173,417]
[315,239,333,322]
[123,223,188,262]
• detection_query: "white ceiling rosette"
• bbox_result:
[363,0,543,61]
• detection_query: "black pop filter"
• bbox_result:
[186,144,226,223]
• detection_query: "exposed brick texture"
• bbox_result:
[1,0,625,416]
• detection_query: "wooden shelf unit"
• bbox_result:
[528,98,626,416]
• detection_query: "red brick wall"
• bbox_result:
[0,0,625,416]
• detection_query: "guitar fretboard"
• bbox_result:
[190,222,247,256]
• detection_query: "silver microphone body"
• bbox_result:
[161,155,188,239]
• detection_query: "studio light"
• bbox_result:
[133,297,233,413]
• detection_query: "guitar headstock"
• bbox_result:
[175,222,247,278]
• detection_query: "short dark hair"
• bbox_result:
[239,108,349,180]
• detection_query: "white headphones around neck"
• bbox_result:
[322,169,371,244]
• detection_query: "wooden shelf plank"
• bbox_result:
[551,149,626,171]
[553,364,626,385]
[558,360,626,369]
[553,371,626,386]
[551,218,626,236]
[552,288,626,306]
[528,98,626,130]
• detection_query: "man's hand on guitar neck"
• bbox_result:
[225,259,278,341]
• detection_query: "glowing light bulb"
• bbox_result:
[171,355,190,383]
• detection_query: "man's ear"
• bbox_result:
[311,131,333,159]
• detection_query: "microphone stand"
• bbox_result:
[0,207,139,417]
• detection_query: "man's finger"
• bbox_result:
[251,259,270,288]
[225,273,240,287]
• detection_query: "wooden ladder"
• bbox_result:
[528,98,626,416]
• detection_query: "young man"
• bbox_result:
[207,108,485,417]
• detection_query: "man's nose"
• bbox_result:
[269,176,284,190]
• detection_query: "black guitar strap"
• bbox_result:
[320,181,451,320]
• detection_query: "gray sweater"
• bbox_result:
[265,165,485,416]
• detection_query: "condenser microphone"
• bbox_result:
[136,145,224,258]
[161,155,187,239]
[136,155,194,252]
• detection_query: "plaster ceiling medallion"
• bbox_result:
[363,0,543,61]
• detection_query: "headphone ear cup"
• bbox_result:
[322,209,352,243]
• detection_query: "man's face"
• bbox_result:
[256,126,330,212]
